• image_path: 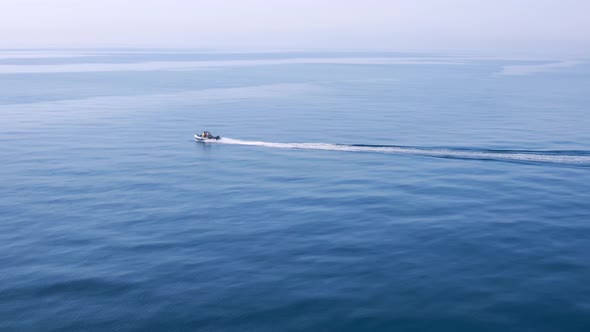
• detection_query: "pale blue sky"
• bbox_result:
[1,0,589,56]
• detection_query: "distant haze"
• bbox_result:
[1,0,589,56]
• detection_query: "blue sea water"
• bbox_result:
[1,51,590,331]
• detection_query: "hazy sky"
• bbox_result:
[1,0,589,55]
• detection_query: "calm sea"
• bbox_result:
[1,50,589,331]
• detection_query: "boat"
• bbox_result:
[194,131,220,142]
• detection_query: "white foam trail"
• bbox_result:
[217,138,590,165]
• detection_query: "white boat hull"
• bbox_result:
[194,134,220,142]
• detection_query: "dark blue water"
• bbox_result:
[1,51,590,331]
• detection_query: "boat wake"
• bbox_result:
[215,138,590,166]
